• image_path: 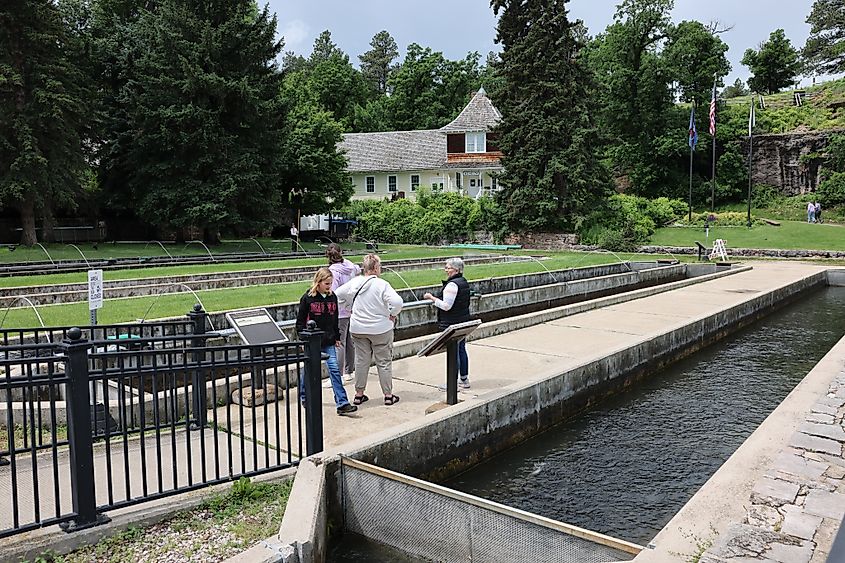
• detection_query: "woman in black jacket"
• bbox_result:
[296,268,357,415]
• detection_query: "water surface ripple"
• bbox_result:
[446,287,845,545]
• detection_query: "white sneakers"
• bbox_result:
[343,373,354,383]
[458,378,471,389]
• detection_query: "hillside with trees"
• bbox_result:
[1,0,844,248]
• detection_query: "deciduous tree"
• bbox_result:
[742,29,802,94]
[664,20,731,106]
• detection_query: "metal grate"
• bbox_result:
[340,457,640,563]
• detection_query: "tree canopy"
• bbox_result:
[802,0,845,75]
[490,0,611,231]
[0,0,92,245]
[742,29,802,94]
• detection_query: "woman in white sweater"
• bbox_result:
[335,254,404,406]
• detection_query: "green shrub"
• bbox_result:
[341,193,505,244]
[680,211,764,227]
[817,171,845,206]
[826,134,845,173]
[579,194,685,249]
[751,183,783,208]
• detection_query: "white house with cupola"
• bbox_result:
[340,88,504,200]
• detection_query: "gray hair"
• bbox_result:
[362,253,381,274]
[445,257,464,273]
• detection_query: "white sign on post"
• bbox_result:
[88,269,104,311]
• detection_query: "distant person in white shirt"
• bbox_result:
[423,257,472,388]
[290,223,299,251]
[336,254,404,406]
[808,202,816,223]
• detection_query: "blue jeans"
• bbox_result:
[457,339,468,379]
[299,345,351,408]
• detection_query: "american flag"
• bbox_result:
[709,85,716,136]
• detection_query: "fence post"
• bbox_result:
[58,327,110,532]
[299,320,324,456]
[187,304,208,430]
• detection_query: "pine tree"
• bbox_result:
[490,0,610,231]
[118,0,287,241]
[0,0,92,245]
[802,0,845,75]
[359,30,399,95]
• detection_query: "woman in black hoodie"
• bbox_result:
[296,268,357,415]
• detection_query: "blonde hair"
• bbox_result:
[308,267,334,297]
[362,253,381,274]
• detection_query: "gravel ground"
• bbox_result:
[46,479,292,563]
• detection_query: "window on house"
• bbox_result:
[388,176,397,192]
[410,174,419,191]
[491,176,498,191]
[366,177,375,193]
[469,179,476,187]
[465,132,486,153]
[455,173,462,189]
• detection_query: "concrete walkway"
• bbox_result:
[313,261,827,454]
[2,260,840,560]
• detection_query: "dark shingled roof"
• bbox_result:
[439,87,502,133]
[340,130,445,173]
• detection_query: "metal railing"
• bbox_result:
[0,309,325,538]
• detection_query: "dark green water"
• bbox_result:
[328,286,845,558]
[446,286,845,545]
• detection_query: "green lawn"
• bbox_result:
[650,220,845,251]
[0,250,664,328]
[0,244,480,289]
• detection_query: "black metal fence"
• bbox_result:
[0,308,325,538]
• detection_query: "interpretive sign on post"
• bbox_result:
[88,269,103,325]
[418,319,481,406]
[225,308,289,345]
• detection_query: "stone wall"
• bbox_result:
[743,129,845,196]
[503,232,579,249]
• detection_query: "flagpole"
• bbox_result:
[710,74,717,212]
[689,101,694,222]
[747,95,755,228]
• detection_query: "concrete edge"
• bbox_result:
[270,457,328,563]
[634,314,845,561]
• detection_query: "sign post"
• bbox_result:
[417,319,482,407]
[88,269,103,325]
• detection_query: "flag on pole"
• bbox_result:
[748,96,756,136]
[688,104,698,150]
[709,85,716,136]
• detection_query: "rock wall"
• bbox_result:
[744,129,845,196]
[503,232,579,249]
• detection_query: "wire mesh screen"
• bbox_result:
[340,458,639,563]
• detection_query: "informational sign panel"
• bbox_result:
[88,269,103,311]
[417,319,481,357]
[226,308,289,345]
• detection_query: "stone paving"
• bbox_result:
[700,370,845,563]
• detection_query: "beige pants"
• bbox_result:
[338,317,355,375]
[352,330,394,396]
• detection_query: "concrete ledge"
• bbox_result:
[275,457,328,563]
[635,311,845,562]
[318,269,824,526]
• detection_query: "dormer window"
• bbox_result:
[465,131,486,153]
